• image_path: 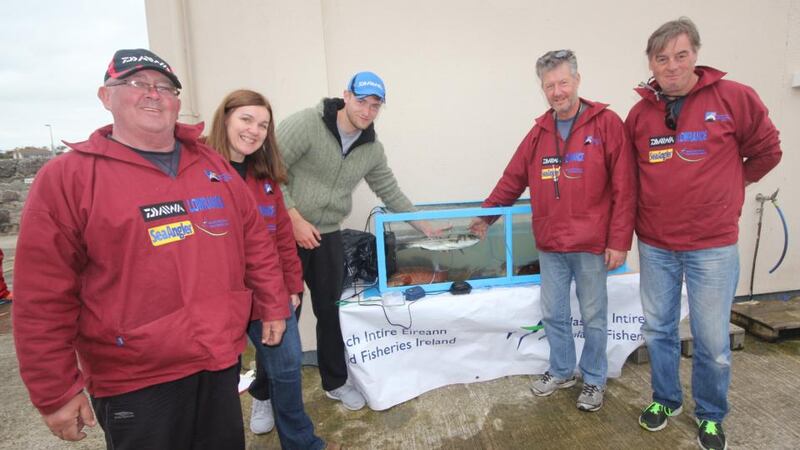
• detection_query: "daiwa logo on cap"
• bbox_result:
[348,71,387,102]
[105,48,182,89]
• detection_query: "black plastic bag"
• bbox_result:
[341,229,378,288]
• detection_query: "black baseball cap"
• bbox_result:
[104,48,182,89]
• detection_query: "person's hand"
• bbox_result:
[604,248,627,271]
[469,217,490,239]
[410,220,451,238]
[288,209,321,249]
[290,294,301,310]
[43,392,96,441]
[262,319,287,346]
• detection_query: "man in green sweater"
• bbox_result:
[277,71,433,410]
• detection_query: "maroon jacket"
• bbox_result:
[12,123,290,414]
[625,66,782,250]
[483,99,637,254]
[245,173,304,295]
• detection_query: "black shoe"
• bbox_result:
[697,419,727,450]
[638,401,683,431]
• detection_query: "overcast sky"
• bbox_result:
[0,0,148,151]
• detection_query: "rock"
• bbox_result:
[0,191,20,203]
[0,160,16,179]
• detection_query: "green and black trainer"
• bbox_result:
[697,419,727,450]
[638,401,683,431]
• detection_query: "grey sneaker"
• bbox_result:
[325,383,366,410]
[530,371,577,397]
[249,398,274,434]
[576,383,605,412]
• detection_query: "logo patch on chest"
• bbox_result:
[541,167,560,180]
[139,201,187,222]
[648,149,673,163]
[148,221,194,246]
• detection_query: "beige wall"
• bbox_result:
[146,0,800,345]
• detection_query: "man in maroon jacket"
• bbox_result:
[472,49,636,412]
[12,49,290,449]
[625,18,782,450]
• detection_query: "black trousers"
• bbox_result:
[91,364,244,450]
[297,230,347,391]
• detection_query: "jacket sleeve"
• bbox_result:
[481,127,537,221]
[602,112,637,251]
[236,180,291,322]
[273,185,304,294]
[732,84,782,182]
[363,146,415,213]
[276,110,313,210]
[12,161,88,415]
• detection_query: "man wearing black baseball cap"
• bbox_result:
[13,48,290,449]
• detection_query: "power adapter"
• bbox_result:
[403,286,426,301]
[449,281,472,295]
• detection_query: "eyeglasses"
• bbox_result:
[107,79,180,97]
[553,49,573,59]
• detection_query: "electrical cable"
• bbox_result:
[768,201,789,274]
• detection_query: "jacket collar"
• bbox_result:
[634,65,727,105]
[65,122,207,173]
[319,98,377,156]
[534,97,608,133]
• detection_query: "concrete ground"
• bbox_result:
[2,236,799,449]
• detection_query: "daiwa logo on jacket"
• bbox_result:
[139,200,187,222]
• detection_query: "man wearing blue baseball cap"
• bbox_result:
[276,71,437,410]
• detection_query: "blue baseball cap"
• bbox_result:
[347,71,386,103]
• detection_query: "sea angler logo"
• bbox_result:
[541,167,560,180]
[148,221,194,246]
[139,201,187,222]
[648,148,673,163]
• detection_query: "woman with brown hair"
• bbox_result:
[207,89,325,449]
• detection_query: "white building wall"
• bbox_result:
[145,0,800,347]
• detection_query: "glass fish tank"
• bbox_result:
[374,200,540,293]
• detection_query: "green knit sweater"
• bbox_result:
[276,98,415,233]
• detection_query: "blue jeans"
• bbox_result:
[638,241,739,423]
[539,251,608,386]
[247,313,324,450]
